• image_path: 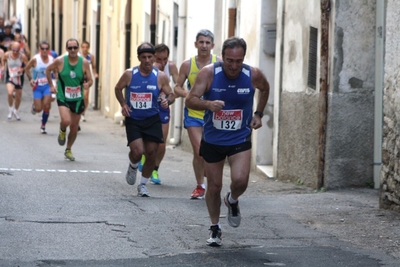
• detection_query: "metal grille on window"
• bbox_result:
[308,26,318,90]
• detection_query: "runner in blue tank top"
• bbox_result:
[115,42,175,197]
[186,37,270,247]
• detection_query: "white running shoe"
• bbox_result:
[125,164,137,185]
[137,183,150,197]
[206,225,222,246]
[224,192,241,227]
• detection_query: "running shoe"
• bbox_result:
[78,125,81,131]
[64,149,75,161]
[31,104,36,115]
[150,170,161,185]
[137,183,150,197]
[13,110,20,121]
[40,126,47,134]
[7,110,12,120]
[138,154,145,172]
[81,115,86,122]
[224,192,241,227]
[190,185,205,199]
[58,129,66,146]
[125,163,138,185]
[206,225,222,246]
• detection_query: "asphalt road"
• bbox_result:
[0,81,399,266]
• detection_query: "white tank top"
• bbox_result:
[34,54,54,85]
[164,61,170,79]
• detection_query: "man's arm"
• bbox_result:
[185,65,224,112]
[46,57,61,93]
[91,53,99,78]
[1,51,7,71]
[24,57,36,86]
[168,61,179,84]
[158,71,175,108]
[250,67,270,130]
[82,59,93,89]
[174,59,190,98]
[115,70,132,117]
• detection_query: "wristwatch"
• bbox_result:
[254,111,263,118]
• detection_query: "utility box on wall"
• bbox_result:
[263,24,276,57]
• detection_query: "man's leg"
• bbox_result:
[228,149,251,199]
[6,83,15,108]
[128,138,145,165]
[142,140,159,178]
[6,83,15,119]
[187,126,205,184]
[205,160,225,224]
[223,149,251,228]
[66,112,81,149]
[58,106,71,132]
[151,122,169,184]
[40,95,52,132]
[137,140,158,197]
[14,88,22,110]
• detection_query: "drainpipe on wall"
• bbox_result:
[228,7,236,37]
[317,0,331,189]
[169,0,186,145]
[150,0,156,45]
[94,0,101,110]
[82,0,87,41]
[374,0,384,189]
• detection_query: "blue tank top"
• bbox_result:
[126,66,161,120]
[203,62,255,146]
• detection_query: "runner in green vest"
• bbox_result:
[46,38,93,161]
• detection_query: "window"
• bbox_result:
[307,26,318,90]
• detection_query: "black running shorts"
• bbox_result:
[200,139,252,163]
[57,99,85,114]
[125,114,164,145]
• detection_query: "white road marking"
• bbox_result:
[0,167,122,174]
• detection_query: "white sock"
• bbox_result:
[229,193,238,204]
[140,176,148,184]
[9,106,13,112]
[200,184,206,189]
[130,162,138,168]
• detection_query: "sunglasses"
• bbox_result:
[11,49,19,52]
[40,47,49,51]
[67,46,79,51]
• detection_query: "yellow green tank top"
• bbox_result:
[186,54,218,119]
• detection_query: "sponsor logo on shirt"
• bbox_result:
[147,85,157,90]
[237,88,250,94]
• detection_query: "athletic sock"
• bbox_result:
[42,110,50,126]
[140,176,149,185]
[229,193,238,204]
[154,166,159,171]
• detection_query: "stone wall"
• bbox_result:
[380,0,400,212]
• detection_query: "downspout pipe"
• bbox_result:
[317,0,331,189]
[228,0,236,37]
[169,0,186,145]
[374,0,384,189]
[150,0,156,45]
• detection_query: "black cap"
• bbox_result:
[4,25,12,29]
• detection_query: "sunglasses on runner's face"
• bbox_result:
[67,46,79,50]
[40,47,49,51]
[12,49,19,52]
